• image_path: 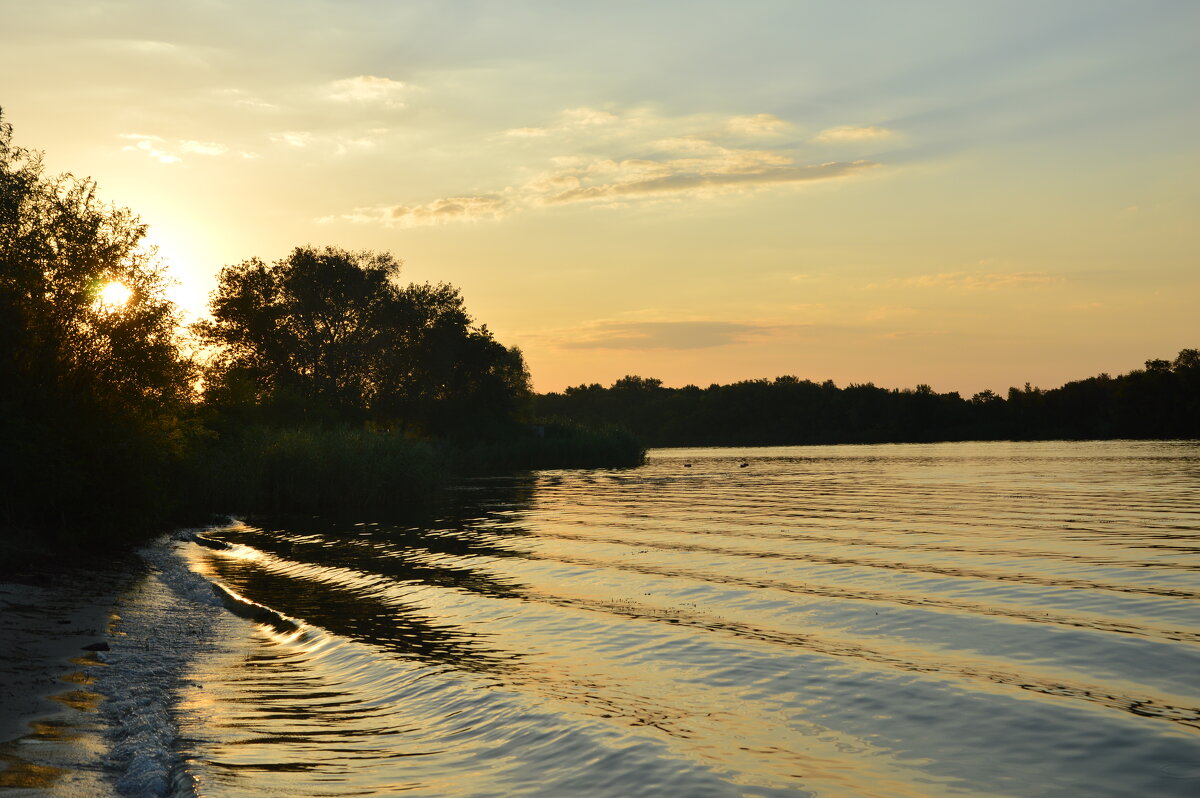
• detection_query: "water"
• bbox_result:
[34,441,1200,795]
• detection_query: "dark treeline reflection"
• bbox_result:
[205,553,520,674]
[204,479,539,672]
[0,111,638,544]
[536,354,1200,447]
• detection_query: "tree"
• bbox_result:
[196,245,531,434]
[0,111,195,534]
[197,247,402,422]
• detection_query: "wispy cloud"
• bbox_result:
[267,128,385,155]
[213,88,278,111]
[504,106,619,137]
[898,271,1059,290]
[727,113,791,136]
[329,195,511,228]
[879,329,947,340]
[327,75,409,108]
[327,153,873,226]
[179,140,227,156]
[91,38,210,67]
[119,134,180,164]
[270,131,314,148]
[327,105,883,226]
[121,134,245,163]
[815,125,896,143]
[538,158,875,205]
[555,320,781,351]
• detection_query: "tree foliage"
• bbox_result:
[0,112,629,543]
[196,246,531,435]
[536,350,1200,447]
[0,112,195,535]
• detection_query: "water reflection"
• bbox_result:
[170,441,1200,797]
[203,553,520,674]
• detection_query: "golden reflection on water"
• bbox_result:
[0,752,62,790]
[49,689,102,714]
[59,671,94,687]
[0,720,87,791]
[152,442,1200,796]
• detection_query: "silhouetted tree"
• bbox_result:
[196,245,531,435]
[535,347,1200,446]
[0,111,195,535]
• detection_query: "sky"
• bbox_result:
[3,0,1197,394]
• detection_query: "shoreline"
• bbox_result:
[0,551,138,749]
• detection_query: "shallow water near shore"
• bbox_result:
[17,440,1200,796]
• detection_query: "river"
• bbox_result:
[25,440,1200,796]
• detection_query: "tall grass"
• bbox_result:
[181,421,644,520]
[186,426,447,517]
[447,422,645,473]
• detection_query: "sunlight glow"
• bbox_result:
[97,280,132,310]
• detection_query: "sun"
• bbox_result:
[97,280,133,310]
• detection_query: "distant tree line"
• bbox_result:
[535,352,1200,447]
[0,112,638,545]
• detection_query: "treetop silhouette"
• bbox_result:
[196,245,531,434]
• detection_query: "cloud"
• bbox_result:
[329,104,882,227]
[179,140,227,156]
[92,38,209,67]
[511,109,879,206]
[504,106,618,137]
[727,114,791,136]
[267,127,387,155]
[332,195,511,227]
[899,271,1059,290]
[562,107,618,127]
[213,88,278,111]
[122,134,237,162]
[506,107,789,143]
[119,134,180,164]
[108,39,181,56]
[270,131,314,148]
[505,126,551,138]
[879,330,947,340]
[540,159,875,205]
[815,125,896,142]
[328,75,409,108]
[329,154,874,228]
[559,321,777,350]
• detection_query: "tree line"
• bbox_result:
[0,112,638,544]
[4,108,1193,546]
[535,353,1200,448]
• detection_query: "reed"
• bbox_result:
[186,426,447,517]
[447,422,645,473]
[181,421,644,519]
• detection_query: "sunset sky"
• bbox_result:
[3,1,1197,394]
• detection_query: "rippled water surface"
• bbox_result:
[115,441,1200,795]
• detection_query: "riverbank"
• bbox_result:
[0,543,135,750]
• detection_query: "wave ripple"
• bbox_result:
[107,441,1200,797]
